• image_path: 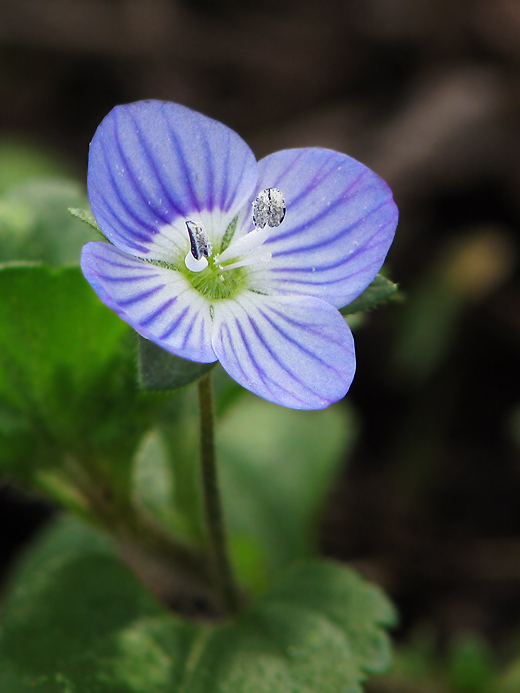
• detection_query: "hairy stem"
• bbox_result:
[198,372,240,615]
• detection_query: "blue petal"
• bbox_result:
[212,292,355,409]
[249,148,398,309]
[81,242,216,363]
[88,100,258,258]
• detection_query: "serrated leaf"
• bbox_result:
[0,518,197,693]
[0,517,395,693]
[340,274,399,315]
[68,206,101,231]
[0,265,158,484]
[138,335,216,391]
[0,179,99,266]
[183,561,396,693]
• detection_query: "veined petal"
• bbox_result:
[81,242,216,363]
[248,148,398,308]
[212,292,355,410]
[88,100,258,259]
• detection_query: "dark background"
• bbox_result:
[1,0,520,658]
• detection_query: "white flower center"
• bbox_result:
[183,188,286,274]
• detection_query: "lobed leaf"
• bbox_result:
[0,264,158,484]
[0,517,395,693]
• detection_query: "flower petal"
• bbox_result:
[248,148,398,308]
[81,242,216,363]
[88,100,258,259]
[212,292,355,409]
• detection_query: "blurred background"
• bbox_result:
[1,0,520,690]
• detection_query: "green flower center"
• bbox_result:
[182,258,248,300]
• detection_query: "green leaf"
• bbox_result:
[138,335,216,391]
[0,265,158,485]
[0,517,395,693]
[219,394,357,587]
[0,179,99,266]
[184,561,396,692]
[0,139,69,193]
[68,206,101,231]
[340,274,399,315]
[131,389,357,593]
[447,633,495,693]
[0,517,197,693]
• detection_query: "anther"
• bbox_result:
[252,188,286,229]
[186,220,212,260]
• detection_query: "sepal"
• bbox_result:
[138,335,216,391]
[341,274,400,315]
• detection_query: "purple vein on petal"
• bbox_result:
[113,118,172,227]
[108,126,158,229]
[270,197,390,255]
[267,185,358,246]
[163,115,200,213]
[159,305,191,340]
[92,186,151,248]
[245,314,324,399]
[258,308,348,375]
[101,257,152,270]
[199,122,215,210]
[140,297,178,327]
[96,273,162,284]
[219,320,273,397]
[282,151,341,207]
[267,149,309,191]
[220,132,232,211]
[231,318,311,406]
[118,284,165,307]
[180,310,199,348]
[96,141,157,245]
[128,110,185,222]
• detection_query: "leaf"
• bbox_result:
[0,517,395,693]
[131,388,357,593]
[0,517,198,693]
[340,274,399,315]
[0,139,69,193]
[138,335,216,391]
[218,393,357,586]
[68,206,101,231]
[0,265,158,485]
[184,561,396,693]
[0,179,99,266]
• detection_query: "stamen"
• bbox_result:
[186,220,212,260]
[252,188,286,229]
[185,220,212,273]
[216,227,270,264]
[219,251,272,271]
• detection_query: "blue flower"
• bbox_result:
[81,100,398,409]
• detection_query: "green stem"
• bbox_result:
[198,372,240,615]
